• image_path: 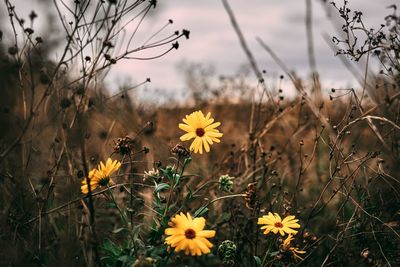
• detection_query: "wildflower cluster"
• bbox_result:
[79,111,309,265]
[258,212,306,260]
[4,0,397,265]
[82,110,222,195]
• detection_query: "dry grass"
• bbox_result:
[0,0,399,266]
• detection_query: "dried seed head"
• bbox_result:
[60,98,72,109]
[244,183,257,209]
[171,144,190,158]
[8,46,18,55]
[303,231,310,239]
[182,29,190,39]
[361,248,370,258]
[113,136,134,155]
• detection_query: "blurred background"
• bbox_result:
[0,0,394,102]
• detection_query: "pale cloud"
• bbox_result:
[3,0,395,101]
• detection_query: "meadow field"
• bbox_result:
[0,0,399,266]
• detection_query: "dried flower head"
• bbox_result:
[244,183,257,209]
[113,136,134,155]
[171,144,191,158]
[281,234,306,260]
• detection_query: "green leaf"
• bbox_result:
[173,173,181,185]
[101,239,122,256]
[117,255,130,263]
[153,198,161,207]
[105,202,117,209]
[185,187,193,202]
[269,251,280,257]
[221,212,231,221]
[126,207,135,213]
[254,256,262,267]
[154,183,171,193]
[112,227,127,234]
[183,157,192,166]
[194,206,209,217]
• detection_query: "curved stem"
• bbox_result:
[192,181,219,196]
[106,184,128,225]
[194,194,246,218]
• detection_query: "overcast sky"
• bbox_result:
[1,0,395,101]
[110,0,395,99]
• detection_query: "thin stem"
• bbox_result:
[194,194,246,218]
[106,184,128,225]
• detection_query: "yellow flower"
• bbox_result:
[282,234,306,260]
[258,212,300,236]
[164,212,216,256]
[81,158,122,194]
[179,110,223,154]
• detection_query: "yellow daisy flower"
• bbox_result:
[164,212,216,256]
[258,212,300,236]
[178,110,223,154]
[282,234,306,260]
[81,158,122,194]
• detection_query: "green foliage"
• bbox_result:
[101,239,136,267]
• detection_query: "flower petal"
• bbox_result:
[282,215,296,223]
[179,123,194,133]
[192,217,205,231]
[193,238,211,254]
[180,132,196,141]
[205,122,221,131]
[202,137,210,152]
[197,230,215,238]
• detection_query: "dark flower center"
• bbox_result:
[196,128,205,137]
[274,222,283,228]
[98,177,110,186]
[185,228,196,239]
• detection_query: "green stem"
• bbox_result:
[192,181,219,196]
[177,181,220,214]
[129,154,134,230]
[163,156,191,217]
[106,185,128,225]
[261,239,274,267]
[194,194,246,218]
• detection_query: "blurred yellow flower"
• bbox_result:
[258,212,300,236]
[81,158,121,194]
[179,110,223,154]
[164,212,216,256]
[282,234,306,260]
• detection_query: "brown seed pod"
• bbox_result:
[244,182,257,209]
[113,136,134,155]
[171,144,191,158]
